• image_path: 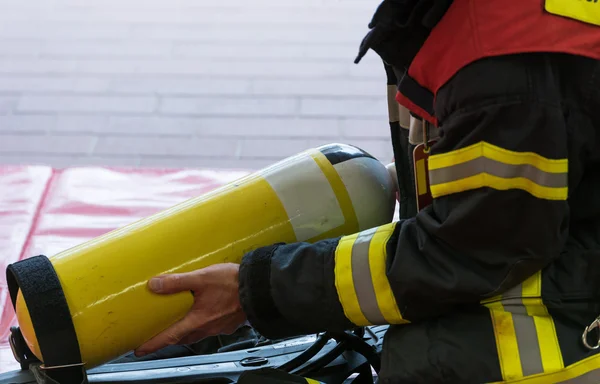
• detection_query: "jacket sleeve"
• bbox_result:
[238,103,570,340]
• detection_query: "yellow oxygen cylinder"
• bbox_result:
[8,143,398,371]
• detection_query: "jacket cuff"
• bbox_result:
[238,244,307,340]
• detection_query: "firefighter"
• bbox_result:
[133,1,600,382]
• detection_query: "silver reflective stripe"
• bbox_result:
[501,283,528,315]
[429,157,567,187]
[512,314,544,376]
[499,283,545,377]
[350,227,386,325]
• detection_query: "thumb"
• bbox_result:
[148,272,200,294]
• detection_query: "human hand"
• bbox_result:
[134,263,247,357]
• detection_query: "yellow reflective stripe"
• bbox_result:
[521,272,564,374]
[486,272,564,381]
[494,353,600,384]
[485,300,505,311]
[334,232,370,326]
[428,141,568,200]
[534,316,563,373]
[369,222,409,324]
[431,173,568,201]
[491,310,524,381]
[521,273,544,315]
[429,142,568,173]
[310,151,359,241]
[334,222,409,326]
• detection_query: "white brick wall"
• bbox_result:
[0,0,394,171]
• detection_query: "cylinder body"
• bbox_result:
[15,143,397,369]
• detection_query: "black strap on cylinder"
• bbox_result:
[6,255,87,384]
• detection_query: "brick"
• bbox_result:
[0,58,352,77]
[0,57,375,78]
[73,78,111,92]
[107,116,200,135]
[56,0,372,10]
[0,76,109,92]
[250,79,382,97]
[239,138,311,158]
[109,77,252,96]
[138,156,273,170]
[0,97,17,114]
[0,58,365,79]
[131,25,361,44]
[0,41,42,56]
[159,97,298,117]
[0,22,131,39]
[0,115,55,133]
[0,60,137,76]
[42,41,173,58]
[45,8,368,25]
[340,118,391,139]
[107,116,341,138]
[0,0,396,172]
[186,8,368,24]
[0,134,96,154]
[172,42,358,61]
[193,117,341,138]
[0,59,79,74]
[93,136,238,157]
[300,97,388,118]
[136,60,346,78]
[17,95,157,113]
[0,0,45,8]
[0,154,141,167]
[74,60,141,75]
[56,0,176,9]
[52,116,109,133]
[67,155,141,167]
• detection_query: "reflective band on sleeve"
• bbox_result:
[369,223,407,324]
[429,142,568,200]
[494,352,600,384]
[335,231,371,326]
[334,222,409,326]
[352,227,387,325]
[491,310,524,379]
[485,271,564,381]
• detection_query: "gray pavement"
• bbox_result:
[0,0,393,171]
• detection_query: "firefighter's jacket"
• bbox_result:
[238,1,600,383]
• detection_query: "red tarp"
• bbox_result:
[0,166,249,373]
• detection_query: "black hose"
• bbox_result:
[277,333,331,373]
[292,340,348,376]
[331,332,381,373]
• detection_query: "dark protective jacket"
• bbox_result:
[238,1,600,383]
